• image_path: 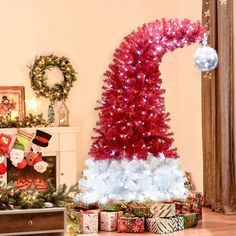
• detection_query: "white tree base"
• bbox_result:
[76,153,188,204]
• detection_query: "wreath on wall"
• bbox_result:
[29,54,77,124]
[29,55,77,104]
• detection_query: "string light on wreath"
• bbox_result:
[29,55,77,124]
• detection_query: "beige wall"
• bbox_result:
[0,0,203,191]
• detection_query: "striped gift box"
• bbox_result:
[171,216,184,231]
[150,202,176,218]
[146,218,175,234]
[129,202,152,217]
[99,201,127,212]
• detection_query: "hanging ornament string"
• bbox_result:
[193,33,218,72]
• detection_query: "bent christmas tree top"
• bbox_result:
[90,19,206,160]
[78,19,207,203]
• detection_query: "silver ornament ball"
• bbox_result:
[193,46,218,72]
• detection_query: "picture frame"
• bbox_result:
[0,86,25,120]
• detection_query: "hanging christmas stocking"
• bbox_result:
[26,130,51,173]
[30,143,42,154]
[15,130,34,149]
[25,149,48,173]
[26,151,39,166]
[32,130,52,148]
[0,150,7,175]
[33,154,48,173]
[30,129,52,154]
[0,134,12,155]
[9,139,27,169]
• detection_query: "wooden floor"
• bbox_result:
[98,208,236,236]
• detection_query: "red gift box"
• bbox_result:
[175,192,204,221]
[188,192,204,207]
[187,192,204,220]
[117,215,144,233]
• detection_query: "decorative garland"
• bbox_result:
[0,180,77,210]
[29,55,77,103]
[0,114,49,128]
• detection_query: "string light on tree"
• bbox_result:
[76,19,211,204]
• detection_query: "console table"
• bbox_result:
[0,208,66,236]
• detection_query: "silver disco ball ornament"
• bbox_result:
[193,46,218,72]
[193,33,218,72]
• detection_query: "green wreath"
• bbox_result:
[29,55,77,103]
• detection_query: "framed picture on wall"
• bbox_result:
[0,86,25,120]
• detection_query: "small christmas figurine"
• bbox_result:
[48,104,55,125]
[58,102,69,127]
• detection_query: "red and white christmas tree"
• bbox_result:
[77,19,206,203]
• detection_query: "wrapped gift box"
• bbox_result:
[171,216,184,231]
[117,215,144,233]
[99,201,127,212]
[150,202,176,218]
[83,211,99,234]
[188,192,204,220]
[179,213,198,228]
[129,202,152,217]
[175,192,204,220]
[88,209,101,229]
[174,201,184,215]
[74,201,99,210]
[146,218,174,234]
[100,211,123,231]
[66,208,99,234]
[188,192,204,206]
[184,171,195,192]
